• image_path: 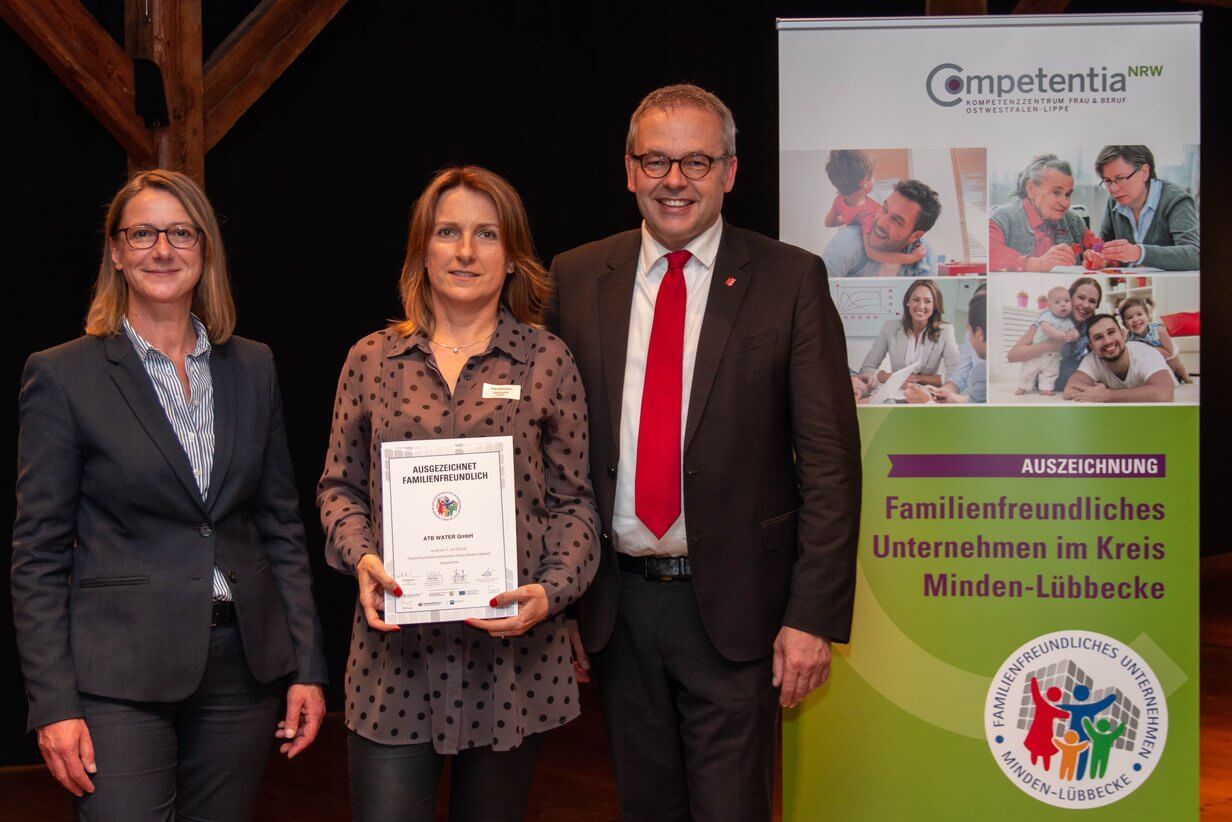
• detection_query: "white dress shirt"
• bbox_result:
[612,218,723,557]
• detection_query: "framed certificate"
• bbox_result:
[380,436,518,625]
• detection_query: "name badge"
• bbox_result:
[483,384,521,400]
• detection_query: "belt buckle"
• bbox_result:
[647,556,686,581]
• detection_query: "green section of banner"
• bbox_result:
[783,406,1198,819]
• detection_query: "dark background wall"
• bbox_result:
[2,0,1223,765]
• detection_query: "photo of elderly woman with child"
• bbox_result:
[988,273,1198,405]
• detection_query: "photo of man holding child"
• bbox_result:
[779,146,988,277]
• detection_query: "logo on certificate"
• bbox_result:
[432,492,461,520]
[984,629,1166,808]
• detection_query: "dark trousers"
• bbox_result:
[593,573,779,822]
[347,730,543,822]
[74,623,283,822]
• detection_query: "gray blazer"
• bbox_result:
[12,334,327,730]
[1099,178,1199,271]
[860,319,959,379]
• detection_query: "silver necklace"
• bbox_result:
[429,331,495,354]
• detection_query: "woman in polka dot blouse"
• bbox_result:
[317,166,599,821]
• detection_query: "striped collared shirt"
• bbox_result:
[122,316,232,601]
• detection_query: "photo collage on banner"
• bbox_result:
[781,30,1199,410]
[779,13,1200,820]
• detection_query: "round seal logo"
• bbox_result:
[431,492,461,520]
[984,629,1167,809]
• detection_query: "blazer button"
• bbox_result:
[199,524,213,538]
[607,466,617,478]
[227,570,239,584]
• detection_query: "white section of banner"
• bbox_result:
[778,14,1199,154]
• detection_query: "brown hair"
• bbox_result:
[1095,145,1157,181]
[395,166,550,337]
[825,150,874,195]
[1069,276,1104,325]
[86,169,235,342]
[900,279,946,342]
[1116,295,1156,323]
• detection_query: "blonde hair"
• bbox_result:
[86,169,235,342]
[395,166,550,337]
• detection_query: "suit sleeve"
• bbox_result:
[860,322,893,375]
[784,256,862,643]
[11,352,85,729]
[252,346,329,684]
[316,342,378,574]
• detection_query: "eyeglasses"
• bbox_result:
[115,224,202,249]
[1099,166,1142,189]
[630,152,729,180]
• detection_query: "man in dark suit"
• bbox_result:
[549,85,861,821]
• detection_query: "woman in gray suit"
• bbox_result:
[11,169,327,820]
[860,279,959,387]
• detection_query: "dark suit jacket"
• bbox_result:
[11,333,328,731]
[549,223,861,662]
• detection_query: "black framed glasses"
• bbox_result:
[115,224,202,249]
[630,152,729,180]
[1099,166,1142,189]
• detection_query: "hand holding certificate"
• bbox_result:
[465,583,549,638]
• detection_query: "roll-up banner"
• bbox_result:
[779,14,1199,819]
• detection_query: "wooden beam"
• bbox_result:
[925,0,988,14]
[0,0,154,162]
[202,0,348,150]
[1013,0,1071,12]
[126,0,204,182]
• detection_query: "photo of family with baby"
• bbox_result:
[987,144,1198,275]
[779,146,988,278]
[987,273,1199,405]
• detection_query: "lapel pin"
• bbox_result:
[725,277,736,287]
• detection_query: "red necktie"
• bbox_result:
[636,249,691,539]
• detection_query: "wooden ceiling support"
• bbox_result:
[203,0,348,151]
[126,0,203,180]
[2,0,346,184]
[0,0,154,162]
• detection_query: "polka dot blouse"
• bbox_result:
[317,310,599,753]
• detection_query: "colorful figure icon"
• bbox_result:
[1081,716,1127,780]
[1053,730,1090,782]
[1024,677,1070,770]
[1058,684,1117,780]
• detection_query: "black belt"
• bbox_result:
[211,599,236,627]
[617,553,692,581]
